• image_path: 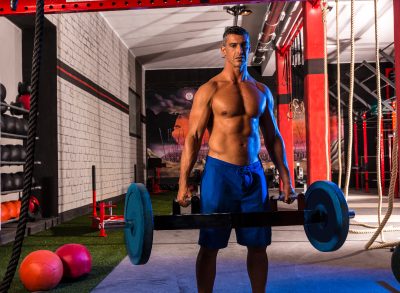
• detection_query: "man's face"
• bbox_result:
[221,34,250,68]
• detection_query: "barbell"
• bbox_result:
[106,180,354,265]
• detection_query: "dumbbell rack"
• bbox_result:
[1,99,41,227]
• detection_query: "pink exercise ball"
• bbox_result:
[55,243,92,279]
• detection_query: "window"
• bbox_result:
[129,88,141,138]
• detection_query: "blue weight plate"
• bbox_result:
[391,244,400,283]
[124,183,154,265]
[303,181,349,252]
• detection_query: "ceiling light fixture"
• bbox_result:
[225,5,253,26]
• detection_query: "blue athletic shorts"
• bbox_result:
[198,156,271,249]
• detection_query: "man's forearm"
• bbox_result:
[267,134,292,186]
[179,135,202,187]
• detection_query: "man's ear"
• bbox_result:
[220,46,226,58]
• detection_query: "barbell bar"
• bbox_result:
[107,209,355,230]
[107,180,356,265]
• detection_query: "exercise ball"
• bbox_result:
[55,243,92,279]
[1,203,10,222]
[19,250,63,292]
[4,201,17,219]
[14,200,21,218]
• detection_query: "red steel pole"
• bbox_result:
[303,0,331,184]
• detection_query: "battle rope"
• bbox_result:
[336,0,343,188]
[364,0,400,250]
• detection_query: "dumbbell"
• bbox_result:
[10,101,25,116]
[16,94,30,111]
[172,195,201,215]
[0,115,6,131]
[19,118,28,135]
[16,145,27,161]
[1,173,15,191]
[14,117,26,134]
[18,82,31,95]
[0,103,7,114]
[12,172,24,190]
[2,115,16,133]
[9,145,20,161]
[1,145,11,161]
[0,83,6,101]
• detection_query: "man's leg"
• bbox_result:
[196,246,219,293]
[247,247,268,293]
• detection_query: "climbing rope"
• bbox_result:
[336,0,343,188]
[322,0,330,180]
[344,0,355,200]
[363,0,400,250]
[345,0,400,247]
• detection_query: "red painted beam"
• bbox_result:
[380,119,385,194]
[395,0,400,197]
[353,121,359,190]
[275,49,295,186]
[0,0,290,16]
[362,113,369,193]
[302,0,330,184]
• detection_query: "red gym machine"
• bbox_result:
[91,165,124,237]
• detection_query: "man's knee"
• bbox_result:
[247,246,267,256]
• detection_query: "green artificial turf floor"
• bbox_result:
[0,191,176,293]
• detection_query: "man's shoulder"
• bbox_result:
[193,80,218,103]
[198,79,218,94]
[254,80,271,95]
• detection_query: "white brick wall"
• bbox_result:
[46,13,143,213]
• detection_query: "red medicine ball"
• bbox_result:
[56,243,92,279]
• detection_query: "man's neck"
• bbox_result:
[222,65,249,82]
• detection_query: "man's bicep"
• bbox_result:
[187,85,213,137]
[260,91,278,144]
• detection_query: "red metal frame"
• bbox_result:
[380,119,385,194]
[353,121,359,190]
[395,0,400,198]
[275,49,295,187]
[362,113,369,193]
[91,165,124,237]
[0,0,287,16]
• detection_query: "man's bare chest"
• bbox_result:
[211,84,266,118]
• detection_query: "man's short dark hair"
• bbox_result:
[223,26,250,45]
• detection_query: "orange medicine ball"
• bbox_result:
[14,200,21,217]
[19,250,63,292]
[1,203,10,222]
[4,201,17,219]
